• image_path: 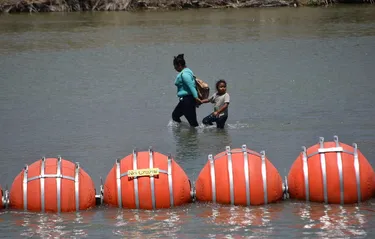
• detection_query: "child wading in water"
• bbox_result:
[201,80,230,129]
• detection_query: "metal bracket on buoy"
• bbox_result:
[95,177,104,206]
[190,180,196,202]
[282,176,289,200]
[1,186,9,209]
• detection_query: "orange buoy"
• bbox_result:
[103,148,192,209]
[288,136,375,204]
[195,145,284,206]
[9,156,96,212]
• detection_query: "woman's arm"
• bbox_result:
[182,73,202,104]
[181,73,198,99]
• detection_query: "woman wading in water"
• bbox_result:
[171,54,202,127]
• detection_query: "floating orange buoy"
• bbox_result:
[195,145,284,206]
[288,136,375,204]
[9,157,96,212]
[103,148,191,209]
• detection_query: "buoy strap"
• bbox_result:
[208,154,216,203]
[305,147,354,158]
[26,175,75,181]
[214,148,261,160]
[242,145,250,206]
[302,147,310,202]
[226,146,235,205]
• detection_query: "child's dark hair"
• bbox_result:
[173,54,186,67]
[216,79,227,91]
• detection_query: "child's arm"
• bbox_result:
[201,94,214,104]
[213,103,229,116]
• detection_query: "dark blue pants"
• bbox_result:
[172,95,199,127]
[202,113,228,129]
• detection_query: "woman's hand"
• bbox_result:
[212,111,219,117]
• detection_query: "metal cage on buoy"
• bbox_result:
[195,145,284,206]
[103,147,192,210]
[9,156,96,212]
[288,135,375,204]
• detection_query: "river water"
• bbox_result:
[1,5,375,238]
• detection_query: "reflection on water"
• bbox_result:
[0,201,374,238]
[293,202,373,238]
[110,208,186,238]
[7,210,93,238]
[196,203,283,238]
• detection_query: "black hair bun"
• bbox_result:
[177,54,184,59]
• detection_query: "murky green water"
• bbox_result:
[1,5,375,238]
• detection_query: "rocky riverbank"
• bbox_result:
[0,0,372,13]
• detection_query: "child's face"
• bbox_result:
[217,83,226,94]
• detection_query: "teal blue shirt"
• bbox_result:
[174,68,198,99]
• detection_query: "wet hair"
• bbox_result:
[173,54,186,67]
[216,79,227,91]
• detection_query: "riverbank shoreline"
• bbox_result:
[0,0,373,13]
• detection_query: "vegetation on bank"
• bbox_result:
[0,0,373,13]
